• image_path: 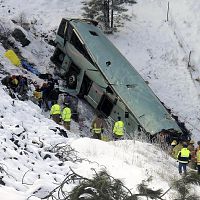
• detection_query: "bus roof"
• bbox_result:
[69,19,182,134]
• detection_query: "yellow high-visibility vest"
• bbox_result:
[113,120,124,136]
[197,150,200,165]
[11,78,18,86]
[62,107,71,122]
[177,148,190,163]
[92,123,102,134]
[50,104,61,115]
[180,148,190,157]
[33,91,42,100]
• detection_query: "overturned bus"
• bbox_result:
[51,18,183,138]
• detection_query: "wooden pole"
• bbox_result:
[167,2,169,21]
[188,50,192,68]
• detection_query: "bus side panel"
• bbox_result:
[84,82,104,109]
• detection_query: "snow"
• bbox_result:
[0,0,200,199]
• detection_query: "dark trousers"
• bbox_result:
[38,99,43,108]
[63,121,71,130]
[178,162,187,174]
[43,99,49,111]
[52,114,60,124]
[197,165,200,174]
[113,134,123,141]
[92,133,101,140]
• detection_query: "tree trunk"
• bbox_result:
[107,0,110,26]
[110,0,114,29]
[104,0,110,30]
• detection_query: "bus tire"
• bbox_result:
[58,53,64,62]
[67,71,77,89]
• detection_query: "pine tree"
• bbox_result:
[81,0,137,33]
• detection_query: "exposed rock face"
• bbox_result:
[12,28,30,47]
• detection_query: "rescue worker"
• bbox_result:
[172,141,183,159]
[40,82,49,111]
[70,96,79,122]
[91,114,107,140]
[62,103,72,130]
[16,76,28,97]
[50,101,61,124]
[177,142,191,176]
[47,74,55,91]
[113,116,124,140]
[157,131,170,150]
[10,75,19,92]
[33,85,43,108]
[1,75,12,87]
[41,82,53,111]
[196,141,200,174]
[187,140,196,169]
[48,86,61,110]
[1,75,18,98]
[169,140,177,156]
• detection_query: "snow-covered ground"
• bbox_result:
[0,83,197,199]
[1,0,200,199]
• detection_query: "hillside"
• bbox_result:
[0,0,200,199]
[1,83,199,199]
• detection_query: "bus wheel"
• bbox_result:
[67,71,77,89]
[58,53,64,62]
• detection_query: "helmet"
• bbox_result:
[34,84,40,89]
[197,141,200,145]
[171,140,177,146]
[64,102,69,106]
[183,142,188,148]
[54,84,59,89]
[189,140,194,144]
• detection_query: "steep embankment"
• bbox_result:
[0,0,200,199]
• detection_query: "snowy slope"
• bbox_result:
[1,0,200,199]
[0,84,194,199]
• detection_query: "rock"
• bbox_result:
[11,28,30,47]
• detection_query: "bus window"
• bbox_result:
[106,86,113,94]
[51,47,65,66]
[97,95,114,117]
[70,30,94,65]
[125,111,129,118]
[70,31,85,54]
[66,24,73,42]
[57,18,68,38]
[79,74,93,97]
